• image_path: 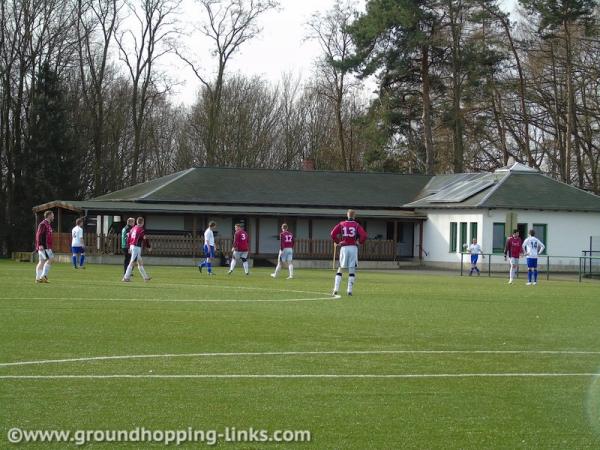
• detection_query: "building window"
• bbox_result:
[470,222,478,242]
[493,222,505,253]
[460,222,468,252]
[532,224,547,254]
[449,222,457,252]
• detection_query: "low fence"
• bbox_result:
[459,253,600,282]
[51,233,397,261]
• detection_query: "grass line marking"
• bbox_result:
[0,373,596,380]
[1,349,599,367]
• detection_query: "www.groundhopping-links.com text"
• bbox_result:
[7,426,312,446]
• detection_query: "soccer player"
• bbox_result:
[504,229,523,284]
[228,223,250,275]
[198,221,217,275]
[121,217,135,275]
[122,217,151,282]
[271,223,294,279]
[467,237,484,276]
[330,209,368,296]
[71,218,86,269]
[522,229,546,285]
[35,210,55,283]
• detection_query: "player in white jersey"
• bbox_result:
[467,238,484,276]
[522,229,545,285]
[198,221,217,275]
[71,217,85,269]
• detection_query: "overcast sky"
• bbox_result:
[167,0,518,105]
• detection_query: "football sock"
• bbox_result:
[347,273,355,294]
[42,263,51,277]
[334,272,342,292]
[534,269,538,282]
[80,255,85,267]
[274,262,281,276]
[230,259,237,272]
[72,255,77,268]
[243,261,249,274]
[528,270,532,283]
[288,264,293,277]
[36,265,42,279]
[207,262,212,273]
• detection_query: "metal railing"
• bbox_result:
[460,252,600,282]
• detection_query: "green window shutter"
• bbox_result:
[460,222,468,252]
[450,222,457,252]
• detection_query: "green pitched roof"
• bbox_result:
[406,165,600,212]
[95,167,432,209]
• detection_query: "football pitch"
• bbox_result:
[1,260,600,449]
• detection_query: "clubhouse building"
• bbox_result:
[32,163,600,268]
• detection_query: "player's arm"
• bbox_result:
[503,238,509,258]
[539,240,546,255]
[357,225,368,245]
[330,224,341,244]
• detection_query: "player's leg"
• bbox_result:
[333,246,346,295]
[42,251,53,280]
[36,251,46,281]
[229,251,237,274]
[288,258,293,279]
[137,256,150,281]
[123,250,130,275]
[72,247,78,268]
[346,247,358,295]
[206,246,215,274]
[241,253,249,274]
[79,248,85,268]
[198,244,209,272]
[123,246,137,280]
[526,258,533,284]
[272,251,282,277]
[532,258,538,284]
[508,258,515,283]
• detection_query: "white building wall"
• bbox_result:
[421,208,600,266]
[419,210,484,263]
[483,209,600,265]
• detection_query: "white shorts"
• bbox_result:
[339,245,358,269]
[233,251,248,260]
[38,249,54,261]
[130,245,142,262]
[508,257,519,266]
[280,248,293,263]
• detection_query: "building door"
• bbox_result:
[387,221,414,258]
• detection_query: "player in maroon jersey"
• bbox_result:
[122,217,152,282]
[504,229,523,284]
[228,223,250,275]
[271,223,294,279]
[35,210,55,283]
[330,209,368,296]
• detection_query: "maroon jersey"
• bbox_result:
[330,220,367,246]
[233,229,249,252]
[35,219,53,250]
[280,230,294,250]
[504,236,522,258]
[127,225,149,248]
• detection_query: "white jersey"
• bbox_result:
[522,236,545,258]
[468,243,482,254]
[71,225,84,247]
[204,227,215,247]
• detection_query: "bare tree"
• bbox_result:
[76,0,122,194]
[307,0,358,171]
[176,0,278,165]
[116,0,180,184]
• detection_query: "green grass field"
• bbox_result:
[1,259,600,449]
